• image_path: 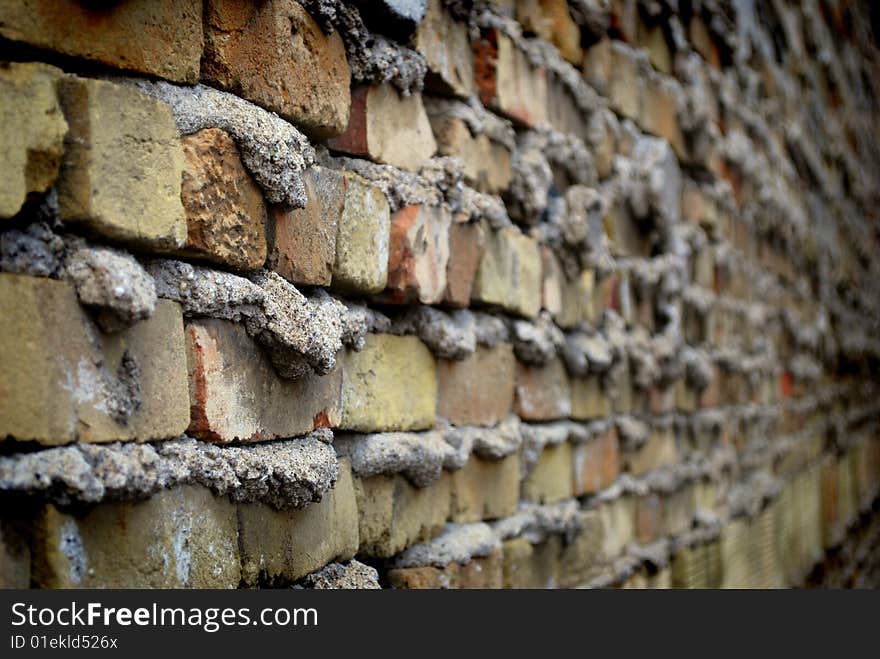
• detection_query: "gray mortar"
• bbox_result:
[148,260,346,378]
[472,311,511,346]
[389,306,477,360]
[0,431,337,510]
[294,559,382,589]
[299,0,426,94]
[561,331,613,376]
[442,416,522,463]
[1,223,157,332]
[492,500,582,545]
[391,522,499,568]
[334,431,453,488]
[64,245,157,333]
[511,313,565,365]
[615,416,651,452]
[126,80,315,208]
[423,96,516,149]
[339,301,392,351]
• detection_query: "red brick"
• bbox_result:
[179,128,267,271]
[383,205,452,305]
[268,167,344,286]
[574,426,620,495]
[444,222,486,308]
[203,0,350,138]
[327,85,436,171]
[186,319,341,442]
[0,0,203,83]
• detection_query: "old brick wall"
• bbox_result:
[1,0,879,589]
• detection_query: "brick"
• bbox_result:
[516,0,583,65]
[720,517,752,588]
[444,222,487,307]
[558,511,606,587]
[268,167,342,286]
[582,38,612,96]
[0,275,189,445]
[0,520,30,588]
[0,62,67,219]
[185,319,341,443]
[387,563,460,589]
[639,75,686,160]
[332,172,391,295]
[546,76,591,142]
[608,42,641,121]
[327,85,436,171]
[635,492,663,545]
[474,28,548,127]
[428,115,512,193]
[515,358,572,421]
[571,376,612,420]
[384,205,452,304]
[523,442,574,504]
[638,20,673,75]
[203,0,349,138]
[555,270,596,329]
[689,14,721,69]
[598,495,636,559]
[609,0,638,42]
[353,472,451,558]
[179,128,267,271]
[437,344,516,426]
[573,427,620,495]
[664,486,696,536]
[472,227,542,319]
[449,454,520,522]
[56,77,186,251]
[414,0,476,98]
[340,334,436,432]
[624,426,678,476]
[32,486,239,588]
[458,548,504,589]
[238,458,358,586]
[0,0,202,83]
[502,536,561,588]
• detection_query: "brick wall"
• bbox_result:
[1,0,879,589]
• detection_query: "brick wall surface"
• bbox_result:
[1,0,880,589]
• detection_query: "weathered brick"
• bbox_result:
[387,563,460,589]
[238,458,358,586]
[639,75,686,160]
[624,426,678,476]
[458,548,504,589]
[0,62,67,219]
[353,472,451,558]
[609,0,638,42]
[608,42,641,121]
[516,0,583,65]
[444,222,487,308]
[203,0,350,138]
[414,0,476,98]
[186,319,341,443]
[267,167,342,286]
[515,358,572,421]
[573,427,620,496]
[638,19,673,75]
[437,344,516,426]
[472,227,542,319]
[598,495,636,559]
[474,28,548,127]
[332,172,391,295]
[384,205,452,305]
[571,376,612,420]
[0,0,203,83]
[32,486,239,588]
[523,442,574,504]
[428,115,513,194]
[558,511,606,587]
[502,536,561,588]
[340,334,436,432]
[0,275,189,445]
[689,14,721,69]
[635,492,664,545]
[449,454,520,522]
[179,128,267,271]
[56,77,186,251]
[555,270,596,329]
[582,38,612,95]
[327,85,436,171]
